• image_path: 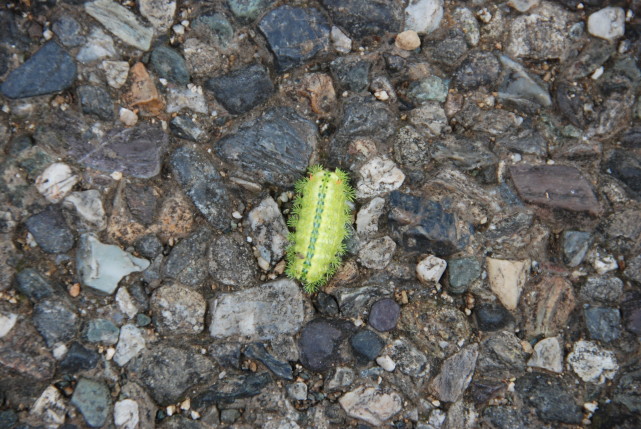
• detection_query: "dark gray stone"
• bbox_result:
[53,16,86,47]
[206,63,274,114]
[555,80,590,128]
[244,343,293,380]
[299,318,354,372]
[604,150,641,198]
[220,409,241,424]
[170,146,232,231]
[495,129,548,157]
[25,205,74,254]
[77,124,168,179]
[314,292,339,316]
[388,191,470,257]
[368,298,400,332]
[150,45,190,85]
[15,268,55,302]
[562,230,592,267]
[320,0,402,39]
[621,127,641,149]
[430,30,468,67]
[227,0,273,23]
[515,372,582,424]
[71,378,111,428]
[563,39,615,80]
[475,302,514,332]
[477,331,527,380]
[447,257,481,294]
[124,182,158,226]
[625,254,641,284]
[430,344,479,402]
[258,6,329,72]
[163,228,213,287]
[614,368,641,413]
[192,13,234,46]
[498,55,552,113]
[454,51,501,91]
[134,234,163,259]
[432,136,498,173]
[60,341,100,373]
[136,314,151,327]
[169,116,205,142]
[330,57,371,92]
[337,96,396,139]
[77,85,114,120]
[585,307,621,343]
[33,298,78,347]
[1,42,76,99]
[622,291,641,335]
[334,283,394,320]
[208,233,257,287]
[0,410,18,429]
[209,342,242,369]
[215,107,317,186]
[192,372,271,409]
[482,406,526,429]
[579,276,623,305]
[85,318,120,345]
[350,329,384,361]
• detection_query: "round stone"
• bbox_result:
[395,30,421,50]
[369,298,401,332]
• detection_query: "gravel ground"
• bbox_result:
[1,0,641,427]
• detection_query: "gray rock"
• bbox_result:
[388,338,429,376]
[324,367,355,392]
[208,233,258,287]
[527,337,563,373]
[430,344,478,402]
[393,125,430,170]
[604,150,641,198]
[563,39,615,81]
[432,136,498,174]
[1,42,76,99]
[76,233,150,295]
[624,254,641,283]
[368,298,400,332]
[614,368,641,413]
[169,116,206,142]
[150,45,190,85]
[129,345,217,405]
[206,63,274,114]
[579,276,623,305]
[53,16,86,47]
[244,343,293,380]
[150,283,206,335]
[408,102,448,138]
[134,234,163,259]
[337,96,397,140]
[430,30,468,67]
[494,129,548,157]
[405,0,443,34]
[169,146,232,231]
[77,27,117,64]
[60,341,100,373]
[76,123,167,179]
[358,236,396,269]
[477,331,527,380]
[84,0,154,51]
[258,6,329,72]
[228,0,273,23]
[0,318,55,380]
[192,372,271,409]
[482,406,526,429]
[15,268,55,303]
[71,378,112,428]
[447,257,481,294]
[63,190,107,232]
[407,76,449,104]
[287,381,308,401]
[339,386,402,427]
[350,329,384,361]
[330,57,371,92]
[454,51,501,91]
[474,302,514,332]
[114,324,146,366]
[321,0,403,39]
[356,157,406,199]
[335,283,394,319]
[567,340,618,384]
[33,298,79,347]
[123,182,158,227]
[514,372,582,424]
[191,13,234,46]
[245,197,288,267]
[299,318,354,372]
[498,55,551,113]
[78,85,114,120]
[25,205,75,254]
[139,0,176,33]
[585,307,621,342]
[209,279,304,340]
[163,228,212,286]
[84,318,120,345]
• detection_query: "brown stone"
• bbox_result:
[298,73,337,117]
[509,164,600,215]
[126,62,165,116]
[0,319,55,380]
[522,275,576,338]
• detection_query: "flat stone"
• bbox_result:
[244,343,293,380]
[206,63,273,114]
[510,164,600,215]
[562,230,591,267]
[475,302,514,332]
[85,318,120,345]
[368,298,400,332]
[35,162,79,203]
[429,344,479,402]
[150,45,190,85]
[287,381,307,401]
[15,268,55,303]
[139,0,176,33]
[358,236,396,269]
[71,378,112,428]
[432,136,498,174]
[1,42,76,99]
[416,254,447,284]
[350,329,384,361]
[579,276,624,305]
[477,331,527,379]
[356,157,405,199]
[114,399,139,429]
[85,0,154,51]
[192,372,271,409]
[588,7,625,41]
[258,6,329,72]
[523,276,576,338]
[169,116,206,142]
[163,228,212,286]
[215,107,317,187]
[208,233,258,287]
[169,146,232,232]
[245,197,288,267]
[339,386,402,426]
[150,283,206,335]
[498,55,551,112]
[25,205,75,254]
[408,102,448,138]
[63,190,107,232]
[585,307,621,343]
[59,341,100,373]
[321,0,403,39]
[486,257,529,310]
[76,233,150,295]
[299,318,353,372]
[324,367,355,392]
[514,372,582,424]
[527,337,563,373]
[405,0,443,34]
[114,324,146,366]
[567,340,618,384]
[335,283,394,320]
[209,279,304,341]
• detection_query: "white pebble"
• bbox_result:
[376,355,396,372]
[119,108,138,127]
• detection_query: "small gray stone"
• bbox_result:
[587,7,625,41]
[139,0,176,33]
[322,0,402,39]
[299,318,353,372]
[71,378,112,428]
[33,298,79,347]
[324,367,355,392]
[151,283,206,335]
[475,302,514,332]
[388,338,429,376]
[208,233,258,287]
[454,51,501,91]
[330,56,371,92]
[228,0,273,23]
[339,386,402,427]
[477,331,527,380]
[78,85,114,120]
[150,45,190,85]
[206,63,274,115]
[245,197,289,267]
[405,0,443,34]
[191,372,271,408]
[498,55,551,112]
[169,116,205,142]
[527,337,563,373]
[579,276,623,305]
[567,340,618,384]
[287,381,307,401]
[447,257,481,294]
[350,329,384,361]
[15,268,55,303]
[84,0,154,51]
[133,234,163,259]
[77,28,117,64]
[358,236,396,269]
[114,324,146,366]
[407,76,449,104]
[85,318,120,345]
[163,228,212,287]
[356,157,405,199]
[515,372,582,424]
[585,307,621,343]
[430,344,479,402]
[368,298,400,332]
[624,254,641,284]
[562,230,591,267]
[53,16,86,47]
[63,190,107,232]
[25,205,75,254]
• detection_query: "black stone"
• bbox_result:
[206,63,274,115]
[454,51,501,91]
[59,342,100,373]
[258,6,329,72]
[124,182,158,227]
[169,116,205,142]
[384,54,406,74]
[514,372,582,424]
[24,205,75,254]
[215,107,317,187]
[430,30,468,67]
[475,302,514,331]
[622,291,641,335]
[15,268,55,302]
[314,292,339,316]
[604,150,641,198]
[244,343,293,380]
[368,298,400,332]
[77,85,114,120]
[330,57,371,92]
[337,96,396,139]
[163,228,213,286]
[170,146,232,232]
[482,406,526,429]
[388,191,470,257]
[33,298,78,347]
[585,307,621,342]
[1,42,76,99]
[299,318,353,372]
[150,45,190,85]
[134,234,163,259]
[350,329,384,361]
[192,372,271,409]
[320,0,402,39]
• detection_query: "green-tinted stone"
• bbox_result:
[407,76,449,104]
[448,257,481,294]
[71,378,111,428]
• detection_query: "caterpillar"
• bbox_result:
[286,165,354,293]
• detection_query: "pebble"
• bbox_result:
[527,337,563,373]
[150,45,190,85]
[330,56,371,92]
[126,62,165,116]
[209,279,304,340]
[350,329,385,361]
[356,157,405,199]
[84,0,154,51]
[206,63,274,115]
[208,233,258,287]
[454,51,501,91]
[562,230,592,267]
[396,30,421,50]
[246,197,289,266]
[114,324,146,366]
[84,318,120,345]
[580,276,624,305]
[170,116,205,142]
[15,268,55,303]
[150,283,206,335]
[478,331,527,380]
[163,228,211,286]
[447,257,481,294]
[299,318,353,372]
[166,87,208,114]
[228,0,272,23]
[507,0,540,13]
[119,107,138,126]
[339,386,402,426]
[71,378,112,427]
[77,27,117,63]
[103,60,130,88]
[368,298,401,332]
[356,197,385,237]
[407,76,449,104]
[63,190,107,232]
[192,372,270,409]
[404,0,443,34]
[515,372,583,424]
[567,340,618,384]
[114,398,140,429]
[358,236,396,269]
[25,205,75,254]
[115,287,139,319]
[322,0,402,39]
[588,7,625,41]
[584,307,621,343]
[52,16,86,47]
[486,257,529,310]
[388,338,429,376]
[1,42,76,99]
[588,247,619,275]
[31,385,66,426]
[59,341,100,373]
[430,344,479,402]
[475,302,514,332]
[287,381,308,401]
[324,367,355,392]
[331,26,352,53]
[244,342,293,380]
[376,355,396,372]
[77,85,114,120]
[76,233,150,295]
[139,0,176,33]
[506,2,571,60]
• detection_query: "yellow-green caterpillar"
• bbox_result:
[285,165,354,293]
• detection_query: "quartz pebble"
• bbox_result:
[588,7,625,41]
[395,30,420,50]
